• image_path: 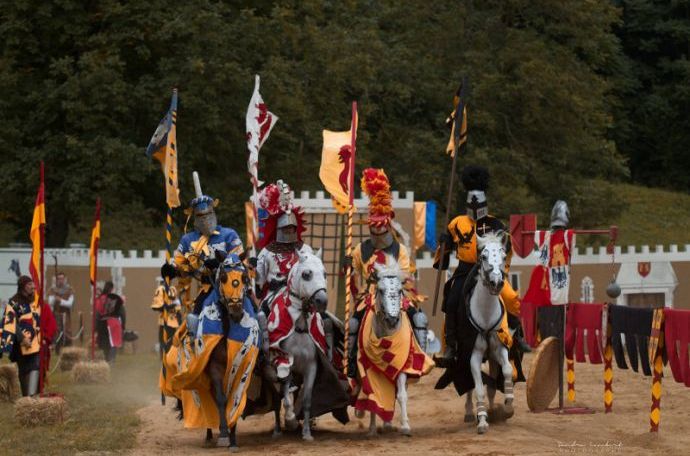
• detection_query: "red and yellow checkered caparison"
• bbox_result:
[361,168,394,228]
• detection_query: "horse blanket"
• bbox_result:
[171,290,259,429]
[355,297,434,422]
[267,291,328,379]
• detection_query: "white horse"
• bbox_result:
[467,232,515,434]
[357,263,418,437]
[273,250,348,441]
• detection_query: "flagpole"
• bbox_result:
[432,80,466,317]
[343,101,357,376]
[38,161,46,394]
[91,198,100,361]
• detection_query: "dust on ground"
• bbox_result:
[132,354,690,456]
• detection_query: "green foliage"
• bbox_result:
[616,0,690,193]
[0,0,682,250]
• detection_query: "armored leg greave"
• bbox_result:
[411,309,429,353]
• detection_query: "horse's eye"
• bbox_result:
[323,271,327,280]
[232,279,240,287]
[302,270,313,281]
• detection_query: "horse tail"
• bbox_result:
[174,398,184,420]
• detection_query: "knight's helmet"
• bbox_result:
[275,180,298,243]
[188,171,218,237]
[550,200,570,230]
[461,165,489,221]
[256,180,305,248]
[361,168,395,250]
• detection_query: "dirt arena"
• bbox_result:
[132,353,690,456]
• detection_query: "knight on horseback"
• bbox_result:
[346,168,430,378]
[435,165,530,364]
[160,171,245,337]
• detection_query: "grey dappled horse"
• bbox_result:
[276,250,330,441]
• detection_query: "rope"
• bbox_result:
[48,352,63,375]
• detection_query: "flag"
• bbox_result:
[413,201,437,251]
[319,109,358,213]
[89,199,101,285]
[147,89,180,208]
[445,82,468,157]
[29,165,46,300]
[246,75,278,188]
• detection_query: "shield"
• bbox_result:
[510,213,537,258]
[526,336,561,412]
[638,262,651,278]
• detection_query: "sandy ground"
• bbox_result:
[132,354,690,456]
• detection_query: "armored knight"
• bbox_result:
[161,171,244,337]
[347,168,429,377]
[435,165,530,362]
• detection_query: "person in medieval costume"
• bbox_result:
[160,171,244,336]
[0,276,57,396]
[254,180,313,312]
[252,180,345,367]
[158,172,244,428]
[346,168,430,378]
[48,271,74,348]
[435,165,531,365]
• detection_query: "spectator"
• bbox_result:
[96,282,125,363]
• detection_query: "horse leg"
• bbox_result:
[368,412,377,436]
[300,361,318,441]
[396,372,411,436]
[282,378,298,430]
[228,425,238,453]
[488,360,497,411]
[498,344,514,418]
[470,335,489,434]
[464,389,475,423]
[272,390,282,438]
[205,428,213,443]
[212,375,230,447]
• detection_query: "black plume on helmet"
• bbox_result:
[461,165,489,192]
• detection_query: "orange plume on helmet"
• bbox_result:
[361,168,394,227]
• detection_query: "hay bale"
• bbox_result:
[71,361,111,384]
[0,364,21,402]
[14,394,68,426]
[60,347,88,371]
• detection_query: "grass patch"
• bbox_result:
[613,183,690,247]
[0,350,160,455]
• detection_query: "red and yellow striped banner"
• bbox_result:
[649,308,664,432]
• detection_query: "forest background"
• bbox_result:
[1,0,689,250]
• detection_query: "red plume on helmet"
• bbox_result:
[256,182,306,249]
[361,168,394,227]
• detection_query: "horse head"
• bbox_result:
[476,231,507,295]
[215,253,249,323]
[287,249,328,314]
[373,261,405,329]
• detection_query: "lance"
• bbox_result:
[432,79,468,317]
[343,101,357,377]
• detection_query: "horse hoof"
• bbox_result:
[477,423,488,434]
[229,445,240,453]
[217,436,230,447]
[302,434,314,442]
[355,409,365,419]
[382,422,395,433]
[367,430,378,437]
[399,427,411,437]
[503,405,514,419]
[272,430,282,439]
[464,414,475,423]
[285,418,299,431]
